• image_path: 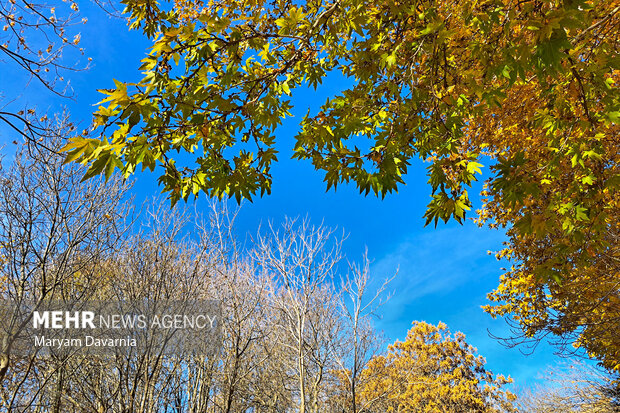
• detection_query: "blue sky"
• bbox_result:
[0,1,563,391]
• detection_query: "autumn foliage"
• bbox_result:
[57,0,619,381]
[470,2,620,374]
[358,321,516,412]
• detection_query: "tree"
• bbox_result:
[61,0,620,374]
[0,124,129,411]
[465,1,620,377]
[61,0,617,209]
[0,187,394,412]
[517,361,620,412]
[0,0,88,146]
[333,254,392,413]
[358,321,516,412]
[253,218,347,413]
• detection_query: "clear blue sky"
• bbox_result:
[0,1,564,392]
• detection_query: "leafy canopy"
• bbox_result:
[63,0,504,212]
[62,0,619,373]
[62,0,618,219]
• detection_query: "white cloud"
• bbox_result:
[370,225,505,307]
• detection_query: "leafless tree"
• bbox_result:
[0,0,124,148]
[0,0,87,146]
[0,149,394,412]
[0,116,130,411]
[332,253,393,413]
[253,218,346,413]
[518,361,620,412]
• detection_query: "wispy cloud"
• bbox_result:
[371,224,505,313]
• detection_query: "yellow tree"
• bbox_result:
[468,2,620,374]
[359,321,516,412]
